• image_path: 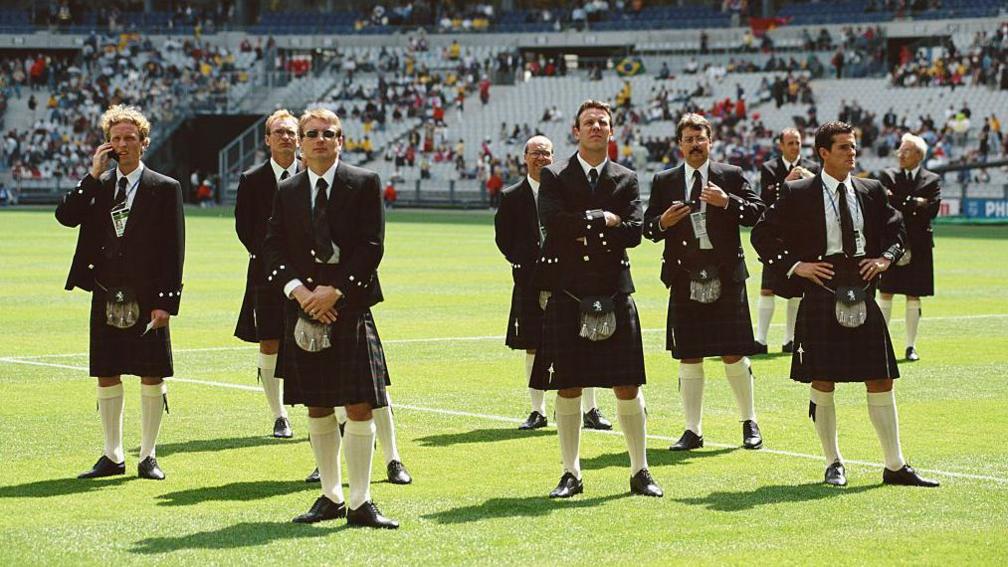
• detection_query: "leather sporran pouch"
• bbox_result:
[896,246,911,266]
[831,257,868,328]
[571,293,616,342]
[689,265,722,304]
[294,310,332,352]
[105,287,140,329]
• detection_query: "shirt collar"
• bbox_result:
[782,156,798,170]
[684,160,710,184]
[906,165,921,179]
[526,175,540,192]
[116,161,144,189]
[307,159,339,194]
[575,152,607,181]
[270,157,297,182]
[820,170,853,193]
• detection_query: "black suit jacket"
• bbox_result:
[759,156,820,207]
[494,177,542,287]
[751,174,905,290]
[55,166,185,314]
[643,161,765,287]
[876,167,941,245]
[235,159,281,258]
[262,161,384,310]
[536,154,642,295]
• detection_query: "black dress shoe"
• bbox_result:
[519,411,547,430]
[629,468,663,497]
[549,472,584,498]
[782,341,794,353]
[752,341,768,355]
[824,460,847,487]
[669,429,704,451]
[137,456,165,480]
[305,467,320,483]
[273,416,293,438]
[78,455,125,479]
[742,420,763,450]
[293,495,347,524]
[583,408,613,430]
[347,501,399,529]
[883,464,939,487]
[387,460,412,484]
[905,347,920,362]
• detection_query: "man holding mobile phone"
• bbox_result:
[56,104,185,482]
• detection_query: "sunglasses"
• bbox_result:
[304,129,340,139]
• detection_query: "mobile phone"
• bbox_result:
[106,147,119,162]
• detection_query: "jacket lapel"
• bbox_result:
[291,172,313,244]
[810,175,827,254]
[123,168,154,238]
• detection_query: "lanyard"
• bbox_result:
[823,183,862,227]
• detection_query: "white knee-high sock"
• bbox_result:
[905,299,922,348]
[307,414,343,504]
[373,393,401,465]
[785,297,801,343]
[810,387,842,465]
[343,419,376,509]
[867,390,906,471]
[679,362,705,435]
[139,382,166,460]
[334,406,348,425]
[555,395,582,479]
[581,387,598,412]
[724,358,757,422]
[879,296,893,326]
[97,383,124,463]
[258,352,287,419]
[616,392,648,475]
[527,352,546,414]
[755,295,775,344]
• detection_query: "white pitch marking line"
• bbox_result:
[0,356,1005,485]
[5,312,1007,362]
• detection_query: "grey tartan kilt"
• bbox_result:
[666,277,757,359]
[277,300,390,409]
[790,285,899,383]
[530,292,645,390]
[234,261,285,342]
[89,288,173,378]
[505,283,544,350]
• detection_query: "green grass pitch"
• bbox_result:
[0,207,1006,565]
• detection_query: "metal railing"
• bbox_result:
[218,115,267,204]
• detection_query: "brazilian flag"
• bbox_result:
[616,57,644,76]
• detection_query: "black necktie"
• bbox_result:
[280,170,290,181]
[837,182,856,257]
[313,178,334,263]
[113,177,127,209]
[690,170,703,204]
[588,168,599,191]
[904,170,914,185]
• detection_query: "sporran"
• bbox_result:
[689,266,722,304]
[105,287,140,329]
[294,311,332,352]
[572,294,616,342]
[834,285,867,328]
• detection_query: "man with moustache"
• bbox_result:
[56,104,184,481]
[754,127,820,354]
[643,113,765,453]
[494,135,612,431]
[234,109,299,438]
[751,121,938,487]
[532,100,662,499]
[876,133,941,362]
[263,107,400,528]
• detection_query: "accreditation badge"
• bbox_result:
[690,211,713,250]
[110,207,130,238]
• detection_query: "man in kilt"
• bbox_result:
[56,104,184,481]
[754,127,820,354]
[262,108,400,527]
[876,133,942,362]
[751,121,939,488]
[234,109,299,438]
[643,113,766,453]
[494,134,612,431]
[532,100,662,499]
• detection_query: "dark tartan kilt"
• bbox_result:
[878,233,934,297]
[89,289,173,378]
[759,264,803,298]
[666,277,757,359]
[530,292,645,390]
[790,286,899,383]
[234,260,286,342]
[277,300,389,409]
[505,283,544,350]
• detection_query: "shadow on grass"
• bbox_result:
[0,475,133,498]
[581,446,737,471]
[141,435,305,457]
[415,426,552,447]
[131,521,346,554]
[423,492,628,524]
[675,482,879,512]
[155,480,317,507]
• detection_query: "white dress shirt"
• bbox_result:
[820,170,865,257]
[683,159,711,213]
[284,160,340,297]
[269,157,297,183]
[114,161,145,210]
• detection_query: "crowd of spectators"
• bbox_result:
[890,23,1008,89]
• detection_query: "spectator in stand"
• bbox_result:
[486,166,503,208]
[383,181,397,209]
